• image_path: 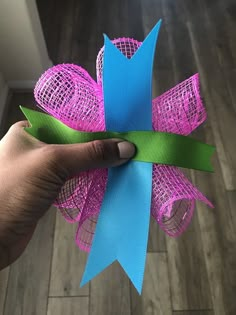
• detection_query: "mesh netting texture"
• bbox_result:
[34,38,213,252]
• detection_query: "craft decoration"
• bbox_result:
[20,20,215,294]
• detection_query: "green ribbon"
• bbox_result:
[20,106,215,172]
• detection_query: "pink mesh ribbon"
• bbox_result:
[34,38,213,252]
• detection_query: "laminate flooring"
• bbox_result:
[0,0,235,314]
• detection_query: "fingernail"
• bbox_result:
[117,141,136,159]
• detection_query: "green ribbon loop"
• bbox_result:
[20,106,215,172]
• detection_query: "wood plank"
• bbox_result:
[141,0,177,94]
[161,0,213,310]
[70,39,99,80]
[165,215,212,310]
[162,0,198,81]
[141,0,175,89]
[208,0,236,115]
[70,0,102,80]
[36,0,58,63]
[56,0,75,63]
[177,8,236,312]
[72,0,101,42]
[202,0,236,70]
[47,297,89,315]
[95,0,129,38]
[190,122,236,315]
[147,217,166,252]
[127,0,144,41]
[71,39,100,64]
[90,262,131,315]
[4,207,56,315]
[222,0,236,65]
[49,212,89,296]
[141,0,163,37]
[131,253,172,315]
[226,190,236,229]
[223,68,236,114]
[183,1,236,191]
[203,0,236,115]
[0,267,10,314]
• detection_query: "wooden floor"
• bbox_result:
[0,0,236,314]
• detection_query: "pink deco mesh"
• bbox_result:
[34,38,213,252]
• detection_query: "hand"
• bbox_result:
[0,120,135,269]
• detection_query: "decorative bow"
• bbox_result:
[20,21,214,293]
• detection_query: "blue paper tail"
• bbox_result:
[80,208,150,294]
[80,249,116,287]
[80,163,152,294]
[81,20,161,293]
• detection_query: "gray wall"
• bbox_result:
[0,0,52,88]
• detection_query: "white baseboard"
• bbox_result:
[0,82,9,127]
[8,80,36,89]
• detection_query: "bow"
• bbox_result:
[21,21,214,293]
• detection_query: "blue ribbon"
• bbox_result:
[81,21,161,293]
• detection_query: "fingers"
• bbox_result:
[6,120,32,141]
[47,139,136,177]
[0,120,45,155]
[2,121,136,178]
[8,120,30,133]
[14,120,30,128]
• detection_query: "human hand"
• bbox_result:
[0,120,135,269]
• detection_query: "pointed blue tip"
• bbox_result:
[80,274,90,288]
[119,260,145,295]
[103,33,109,41]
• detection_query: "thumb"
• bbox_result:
[51,139,136,177]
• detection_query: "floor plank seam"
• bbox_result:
[129,279,132,315]
[45,211,57,314]
[2,267,11,315]
[225,189,236,193]
[164,250,174,314]
[147,250,168,253]
[173,309,213,313]
[48,295,90,298]
[88,281,91,315]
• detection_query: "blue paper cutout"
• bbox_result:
[81,20,162,294]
